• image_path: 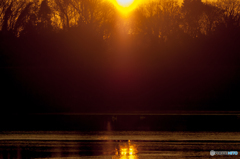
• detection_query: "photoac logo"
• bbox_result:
[210,150,238,156]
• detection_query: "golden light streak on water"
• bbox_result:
[113,140,138,159]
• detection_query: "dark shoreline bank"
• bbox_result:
[1,114,239,132]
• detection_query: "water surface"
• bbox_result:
[0,131,239,159]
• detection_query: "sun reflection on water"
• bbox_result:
[112,140,138,159]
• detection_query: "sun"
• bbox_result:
[117,0,135,7]
[110,0,141,14]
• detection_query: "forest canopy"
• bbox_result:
[1,0,240,39]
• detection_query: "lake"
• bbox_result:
[0,131,239,159]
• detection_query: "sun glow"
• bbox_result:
[109,0,142,14]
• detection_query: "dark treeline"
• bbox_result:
[0,0,240,113]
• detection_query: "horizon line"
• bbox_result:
[3,111,240,116]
